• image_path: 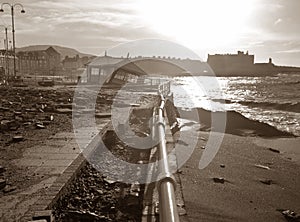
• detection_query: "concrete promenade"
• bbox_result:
[0,119,110,222]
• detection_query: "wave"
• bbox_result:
[238,101,300,113]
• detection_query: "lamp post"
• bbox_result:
[0,25,11,80]
[0,3,25,78]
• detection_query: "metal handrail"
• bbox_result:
[155,82,180,222]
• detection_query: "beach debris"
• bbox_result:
[200,137,207,141]
[0,166,5,174]
[268,148,280,153]
[213,177,225,184]
[103,177,116,185]
[0,179,6,190]
[254,164,270,170]
[36,123,46,129]
[12,135,24,142]
[130,182,140,197]
[278,209,300,221]
[259,179,273,185]
[220,164,226,168]
[176,139,189,146]
[65,210,107,221]
[3,185,17,193]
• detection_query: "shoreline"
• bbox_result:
[178,107,296,138]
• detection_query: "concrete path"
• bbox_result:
[0,119,110,222]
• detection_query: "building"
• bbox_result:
[207,51,255,75]
[0,50,15,78]
[207,51,300,76]
[17,46,61,76]
[62,55,90,70]
[86,54,212,84]
[86,55,147,84]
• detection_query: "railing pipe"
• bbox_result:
[155,87,180,222]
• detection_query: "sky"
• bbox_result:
[0,0,299,66]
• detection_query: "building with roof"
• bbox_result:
[85,54,212,84]
[17,46,61,76]
[62,55,90,70]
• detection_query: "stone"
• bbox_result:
[213,177,225,184]
[254,164,270,170]
[0,166,5,174]
[36,123,46,129]
[3,185,17,193]
[260,179,273,185]
[0,179,6,190]
[12,135,24,142]
[268,148,280,153]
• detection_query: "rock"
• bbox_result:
[36,123,46,129]
[104,178,116,184]
[213,177,225,184]
[56,108,72,114]
[0,166,5,174]
[269,148,280,153]
[0,179,6,190]
[254,164,270,170]
[220,164,225,168]
[260,179,273,185]
[200,137,207,141]
[280,209,300,221]
[3,185,17,193]
[12,135,24,142]
[95,113,112,118]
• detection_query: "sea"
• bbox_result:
[171,73,300,136]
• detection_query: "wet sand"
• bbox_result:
[178,132,300,222]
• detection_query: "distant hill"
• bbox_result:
[16,45,94,60]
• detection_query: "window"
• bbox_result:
[91,67,99,76]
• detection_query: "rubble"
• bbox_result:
[12,135,24,142]
[0,166,5,174]
[0,178,6,190]
[3,185,17,193]
[53,164,142,222]
[213,177,225,184]
[279,209,300,221]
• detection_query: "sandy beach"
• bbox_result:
[178,131,300,222]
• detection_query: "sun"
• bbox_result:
[137,0,257,51]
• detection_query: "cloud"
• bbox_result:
[274,18,282,26]
[0,0,299,66]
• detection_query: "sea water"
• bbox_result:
[172,74,300,136]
